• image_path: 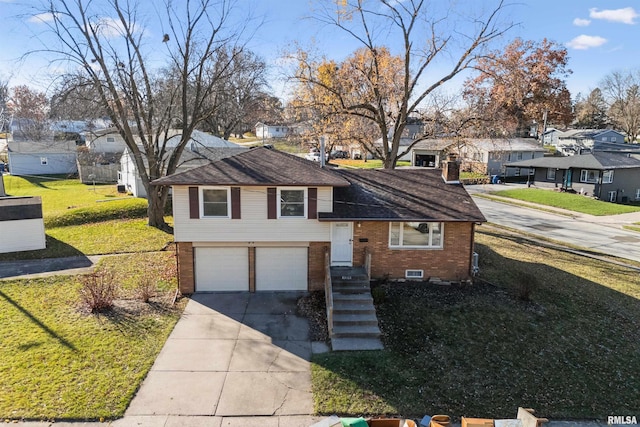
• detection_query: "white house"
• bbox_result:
[119,130,246,197]
[7,140,79,176]
[85,128,128,153]
[255,122,291,139]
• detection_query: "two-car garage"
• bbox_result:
[194,246,308,292]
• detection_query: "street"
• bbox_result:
[468,186,640,263]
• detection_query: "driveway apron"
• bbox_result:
[124,292,313,419]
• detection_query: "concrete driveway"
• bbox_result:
[120,292,321,427]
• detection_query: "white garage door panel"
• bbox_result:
[195,247,249,292]
[256,247,307,291]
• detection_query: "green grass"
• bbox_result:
[0,176,173,261]
[624,223,640,233]
[312,228,640,420]
[0,252,184,421]
[491,188,640,216]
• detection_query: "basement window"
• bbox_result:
[405,270,424,279]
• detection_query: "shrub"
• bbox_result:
[79,271,118,313]
[514,270,539,302]
[371,286,386,305]
[136,276,157,303]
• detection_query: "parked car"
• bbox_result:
[330,150,349,159]
[305,151,320,162]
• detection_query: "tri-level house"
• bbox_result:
[153,147,485,294]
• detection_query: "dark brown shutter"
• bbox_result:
[188,187,199,219]
[308,187,317,219]
[231,187,241,219]
[267,187,277,219]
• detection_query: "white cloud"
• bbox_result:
[589,7,639,24]
[28,12,56,24]
[94,17,143,38]
[566,35,607,50]
[573,18,591,27]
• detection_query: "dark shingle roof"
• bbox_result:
[506,152,640,170]
[319,168,486,222]
[151,147,351,187]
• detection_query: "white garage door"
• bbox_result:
[256,247,308,291]
[195,247,249,292]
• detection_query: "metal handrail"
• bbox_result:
[324,249,333,337]
[364,247,372,280]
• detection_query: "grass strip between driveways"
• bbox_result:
[490,188,640,215]
[0,252,184,421]
[311,228,640,421]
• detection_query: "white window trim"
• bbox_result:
[389,222,444,249]
[277,187,307,219]
[546,168,556,180]
[602,170,614,184]
[580,169,599,183]
[40,157,48,165]
[199,186,231,219]
[635,189,640,200]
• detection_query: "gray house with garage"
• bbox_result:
[505,152,640,203]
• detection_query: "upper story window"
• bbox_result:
[602,170,614,184]
[279,188,306,218]
[580,169,598,183]
[106,137,115,142]
[201,187,230,218]
[40,157,48,165]
[389,222,443,249]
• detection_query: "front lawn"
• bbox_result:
[0,251,183,421]
[312,228,640,420]
[0,176,173,261]
[490,188,640,216]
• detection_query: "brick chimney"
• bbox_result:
[441,153,460,184]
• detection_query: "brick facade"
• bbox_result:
[308,242,329,291]
[176,241,195,294]
[352,221,475,281]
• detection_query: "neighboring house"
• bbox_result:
[556,129,626,155]
[119,133,247,197]
[85,128,128,153]
[0,196,46,253]
[152,147,486,294]
[505,152,640,203]
[0,173,5,196]
[255,122,291,139]
[458,138,547,177]
[410,139,462,167]
[541,128,561,145]
[7,140,79,176]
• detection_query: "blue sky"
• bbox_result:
[0,0,639,102]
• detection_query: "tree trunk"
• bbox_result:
[147,185,172,233]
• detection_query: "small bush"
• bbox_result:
[514,270,539,302]
[136,276,157,303]
[371,286,386,305]
[79,272,118,313]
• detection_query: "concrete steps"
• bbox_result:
[329,266,383,351]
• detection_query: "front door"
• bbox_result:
[331,222,353,266]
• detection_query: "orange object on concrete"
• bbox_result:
[461,418,494,427]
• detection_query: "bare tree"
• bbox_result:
[7,85,50,141]
[292,0,513,168]
[201,48,270,139]
[601,70,640,143]
[33,0,248,230]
